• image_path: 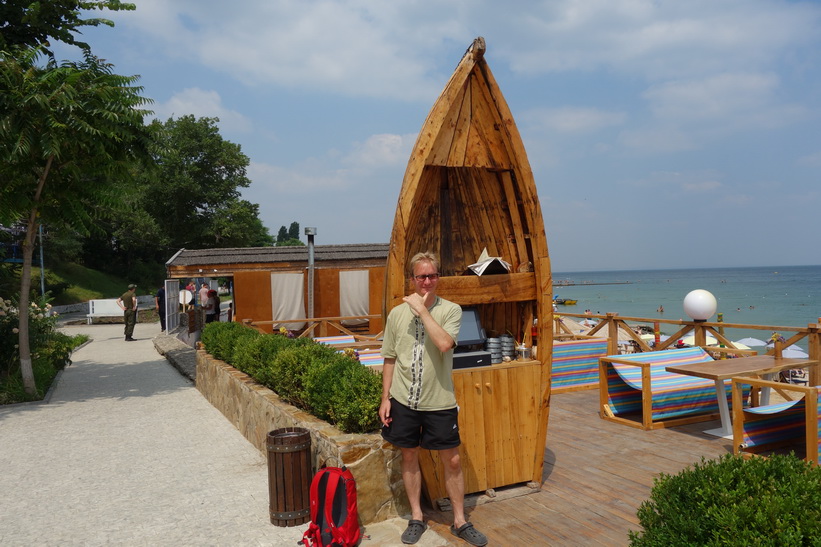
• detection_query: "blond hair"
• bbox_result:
[408,252,440,277]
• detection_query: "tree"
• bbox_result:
[0,0,135,53]
[0,47,153,394]
[276,222,304,247]
[288,221,300,240]
[138,115,272,252]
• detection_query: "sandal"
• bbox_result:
[401,519,427,544]
[450,522,488,547]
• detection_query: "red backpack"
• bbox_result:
[300,466,361,547]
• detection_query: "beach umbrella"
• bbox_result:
[735,337,768,347]
[719,341,751,350]
[555,316,590,334]
[680,334,717,346]
[783,348,809,358]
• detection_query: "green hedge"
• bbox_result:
[630,453,821,546]
[201,322,381,433]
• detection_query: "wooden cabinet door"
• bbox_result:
[419,362,541,501]
[481,363,541,489]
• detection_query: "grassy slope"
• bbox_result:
[32,263,133,305]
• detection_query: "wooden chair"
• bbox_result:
[599,347,736,430]
[551,338,609,394]
[731,377,820,465]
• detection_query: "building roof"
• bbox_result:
[165,243,389,276]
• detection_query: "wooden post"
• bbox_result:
[809,320,821,387]
[653,321,660,349]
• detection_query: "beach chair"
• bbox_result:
[599,347,740,430]
[551,338,609,393]
[313,335,357,347]
[357,348,384,372]
[732,377,820,465]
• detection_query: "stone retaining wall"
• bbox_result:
[195,349,409,524]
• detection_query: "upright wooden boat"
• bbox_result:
[384,37,554,500]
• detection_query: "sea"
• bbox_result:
[552,264,821,352]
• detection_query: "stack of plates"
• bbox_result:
[500,334,515,359]
[485,337,502,363]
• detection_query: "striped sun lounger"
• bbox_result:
[357,349,384,368]
[551,338,609,393]
[600,347,739,430]
[732,378,821,465]
[314,335,357,346]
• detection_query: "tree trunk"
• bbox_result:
[18,221,36,394]
[17,155,53,395]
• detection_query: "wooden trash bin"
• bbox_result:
[267,427,312,526]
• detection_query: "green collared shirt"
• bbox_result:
[381,296,462,411]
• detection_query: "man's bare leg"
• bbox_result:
[439,447,466,527]
[400,446,424,521]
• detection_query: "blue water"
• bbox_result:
[552,265,821,350]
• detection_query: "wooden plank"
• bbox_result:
[447,80,472,166]
[421,388,731,546]
[499,170,529,267]
[433,272,536,305]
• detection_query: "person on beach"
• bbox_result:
[379,252,488,547]
[117,284,138,341]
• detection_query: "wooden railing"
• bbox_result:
[242,314,382,340]
[556,312,821,386]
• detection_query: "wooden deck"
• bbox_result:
[422,387,731,546]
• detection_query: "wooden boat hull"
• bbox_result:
[384,38,553,498]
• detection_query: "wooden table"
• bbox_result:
[666,355,818,438]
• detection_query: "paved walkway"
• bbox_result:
[0,320,451,546]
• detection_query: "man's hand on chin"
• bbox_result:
[403,292,434,316]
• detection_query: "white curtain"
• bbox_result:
[271,272,306,330]
[339,270,369,326]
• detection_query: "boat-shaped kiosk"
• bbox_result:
[384,37,554,502]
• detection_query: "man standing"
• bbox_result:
[155,284,166,332]
[379,252,487,547]
[117,284,138,341]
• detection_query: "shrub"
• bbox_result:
[630,453,821,546]
[0,295,87,404]
[302,350,359,421]
[328,363,382,433]
[201,321,255,362]
[266,342,339,409]
[199,322,383,433]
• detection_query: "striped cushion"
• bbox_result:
[357,349,384,367]
[551,338,608,391]
[314,335,357,346]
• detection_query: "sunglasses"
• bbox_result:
[413,273,440,281]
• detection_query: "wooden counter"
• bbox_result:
[419,359,542,502]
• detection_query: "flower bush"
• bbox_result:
[1,295,79,404]
[0,296,58,378]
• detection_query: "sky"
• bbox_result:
[55,0,821,272]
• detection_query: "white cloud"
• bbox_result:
[798,151,821,167]
[152,88,253,134]
[344,133,417,167]
[617,126,695,153]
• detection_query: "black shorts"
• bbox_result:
[381,399,460,450]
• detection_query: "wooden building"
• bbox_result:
[165,243,388,334]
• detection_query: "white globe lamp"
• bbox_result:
[683,289,717,321]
